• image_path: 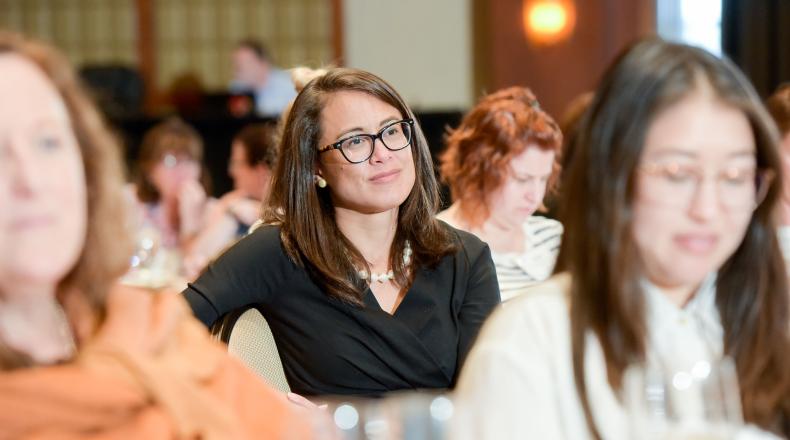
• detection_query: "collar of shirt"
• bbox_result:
[641,273,723,371]
[492,219,558,281]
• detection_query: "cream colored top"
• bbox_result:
[452,273,781,440]
[778,226,790,266]
[436,211,562,301]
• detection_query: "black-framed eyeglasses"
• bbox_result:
[318,119,415,164]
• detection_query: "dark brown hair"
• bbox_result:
[439,87,562,227]
[557,91,594,176]
[236,39,271,63]
[263,68,456,305]
[766,83,790,135]
[552,91,594,273]
[134,117,208,203]
[560,38,790,437]
[234,123,277,168]
[0,32,133,368]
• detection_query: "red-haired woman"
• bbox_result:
[438,87,563,301]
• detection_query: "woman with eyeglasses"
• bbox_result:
[129,117,213,253]
[183,68,500,399]
[454,39,789,439]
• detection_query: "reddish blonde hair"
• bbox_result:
[0,32,133,369]
[440,87,562,226]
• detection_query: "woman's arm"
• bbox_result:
[452,293,568,440]
[453,342,566,439]
[456,242,501,369]
[182,226,281,327]
[182,191,253,279]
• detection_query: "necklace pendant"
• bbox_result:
[356,241,410,284]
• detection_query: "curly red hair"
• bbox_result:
[440,87,562,226]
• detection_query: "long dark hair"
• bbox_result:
[560,38,790,437]
[263,68,456,304]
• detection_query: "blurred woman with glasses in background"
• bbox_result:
[183,68,500,402]
[454,38,789,439]
[129,118,214,251]
[125,118,215,287]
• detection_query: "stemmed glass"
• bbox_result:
[122,224,182,288]
[624,356,743,440]
[312,391,455,440]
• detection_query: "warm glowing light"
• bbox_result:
[523,0,576,45]
[528,3,567,34]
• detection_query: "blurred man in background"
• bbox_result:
[230,39,295,117]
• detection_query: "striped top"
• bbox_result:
[437,209,563,302]
[490,216,563,301]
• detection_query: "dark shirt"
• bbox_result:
[183,224,500,396]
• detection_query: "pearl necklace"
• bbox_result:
[358,241,412,283]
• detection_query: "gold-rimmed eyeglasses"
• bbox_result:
[638,161,775,211]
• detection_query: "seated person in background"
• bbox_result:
[765,84,790,260]
[128,118,214,254]
[230,39,296,117]
[183,68,501,400]
[453,39,790,439]
[438,87,563,301]
[185,123,277,276]
[0,32,308,439]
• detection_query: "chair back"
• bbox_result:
[211,307,291,393]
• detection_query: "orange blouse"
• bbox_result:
[0,286,311,440]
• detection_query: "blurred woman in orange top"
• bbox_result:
[0,32,308,440]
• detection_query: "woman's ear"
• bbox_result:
[313,167,327,188]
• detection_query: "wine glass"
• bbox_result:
[122,224,183,288]
[317,391,455,440]
[624,356,743,440]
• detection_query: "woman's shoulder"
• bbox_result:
[207,223,291,272]
[437,219,489,259]
[525,215,563,235]
[435,206,460,228]
[479,273,571,345]
[232,223,283,252]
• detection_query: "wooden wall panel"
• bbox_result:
[475,0,656,117]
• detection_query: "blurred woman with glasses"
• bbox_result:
[183,68,500,400]
[0,32,309,439]
[438,87,563,301]
[454,39,789,439]
[130,117,213,253]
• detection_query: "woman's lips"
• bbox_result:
[369,169,401,183]
[674,233,719,254]
[10,216,54,231]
